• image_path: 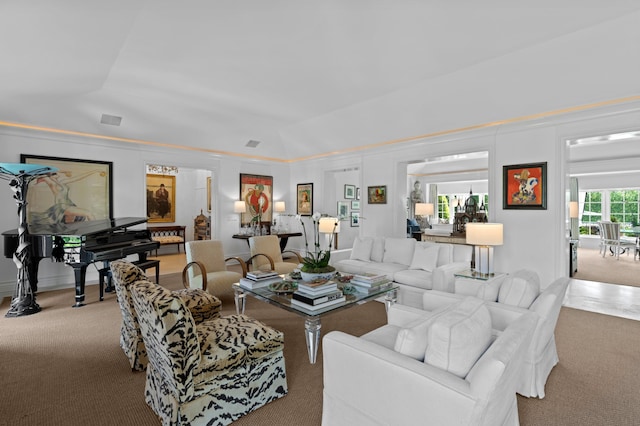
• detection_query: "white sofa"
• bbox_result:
[322,297,537,426]
[419,271,570,398]
[332,236,473,308]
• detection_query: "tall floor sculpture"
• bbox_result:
[0,163,57,317]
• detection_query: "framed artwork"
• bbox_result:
[367,185,387,204]
[503,162,547,210]
[207,176,212,212]
[337,201,349,218]
[344,184,356,199]
[240,173,273,225]
[297,183,313,216]
[351,200,360,210]
[351,212,360,227]
[21,154,113,225]
[356,187,361,200]
[146,174,176,222]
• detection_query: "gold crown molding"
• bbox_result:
[1,95,639,163]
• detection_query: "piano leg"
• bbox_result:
[26,257,43,294]
[71,264,88,308]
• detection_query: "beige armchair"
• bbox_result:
[110,260,221,371]
[184,240,248,295]
[130,279,288,426]
[248,235,303,274]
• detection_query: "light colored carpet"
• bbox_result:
[1,273,639,425]
[574,247,640,287]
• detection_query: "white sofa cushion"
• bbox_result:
[393,303,458,361]
[382,238,415,266]
[350,237,373,261]
[371,237,386,262]
[393,269,434,290]
[408,243,440,272]
[425,297,492,378]
[498,270,540,308]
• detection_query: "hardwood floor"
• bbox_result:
[154,252,640,321]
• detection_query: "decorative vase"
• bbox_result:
[300,268,336,282]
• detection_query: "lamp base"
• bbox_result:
[473,245,495,276]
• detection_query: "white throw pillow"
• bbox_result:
[393,303,458,361]
[382,238,415,266]
[350,237,373,261]
[408,244,440,272]
[370,237,385,262]
[424,297,492,378]
[498,270,540,308]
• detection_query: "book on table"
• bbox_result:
[290,296,346,311]
[246,270,279,280]
[297,280,338,295]
[239,276,283,290]
[350,277,391,288]
[351,273,388,284]
[350,281,392,294]
[291,289,344,306]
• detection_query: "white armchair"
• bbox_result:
[322,299,537,426]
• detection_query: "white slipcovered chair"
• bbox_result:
[322,297,537,426]
[599,221,636,260]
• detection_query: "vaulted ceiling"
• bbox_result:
[1,1,639,161]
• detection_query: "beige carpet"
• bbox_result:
[1,273,639,426]
[574,247,640,287]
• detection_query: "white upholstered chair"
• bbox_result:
[248,235,303,275]
[184,240,247,295]
[599,221,636,260]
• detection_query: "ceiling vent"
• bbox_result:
[246,140,261,148]
[100,114,122,126]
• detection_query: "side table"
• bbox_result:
[453,268,507,297]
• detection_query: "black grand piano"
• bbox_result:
[3,217,160,307]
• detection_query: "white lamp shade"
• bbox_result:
[466,223,503,246]
[415,203,434,216]
[569,201,579,219]
[234,201,246,213]
[275,201,286,212]
[319,217,340,233]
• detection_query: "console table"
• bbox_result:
[232,232,302,252]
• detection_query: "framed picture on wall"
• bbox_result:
[356,187,361,200]
[351,200,360,210]
[240,174,273,225]
[503,162,547,210]
[20,154,113,225]
[367,185,387,204]
[207,176,212,212]
[337,201,349,218]
[344,184,356,199]
[297,183,313,216]
[146,174,176,222]
[351,211,360,227]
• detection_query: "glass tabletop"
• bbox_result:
[454,268,505,281]
[233,280,397,318]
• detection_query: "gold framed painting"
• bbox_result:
[146,174,176,222]
[367,185,387,204]
[20,154,113,225]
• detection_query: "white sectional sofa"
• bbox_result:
[332,236,473,308]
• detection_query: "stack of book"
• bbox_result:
[291,280,345,310]
[239,270,282,290]
[350,273,391,293]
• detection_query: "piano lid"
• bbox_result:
[25,217,150,236]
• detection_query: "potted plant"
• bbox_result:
[299,212,339,281]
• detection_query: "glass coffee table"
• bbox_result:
[233,280,398,364]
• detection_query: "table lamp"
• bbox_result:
[234,201,246,233]
[415,202,434,229]
[319,217,340,249]
[569,201,579,219]
[466,223,503,276]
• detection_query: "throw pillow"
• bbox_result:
[393,303,459,361]
[424,297,492,378]
[370,237,386,262]
[408,244,440,272]
[498,270,540,308]
[382,238,416,266]
[350,237,374,261]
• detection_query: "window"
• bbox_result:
[579,189,640,235]
[437,195,450,223]
[610,190,639,229]
[580,192,602,235]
